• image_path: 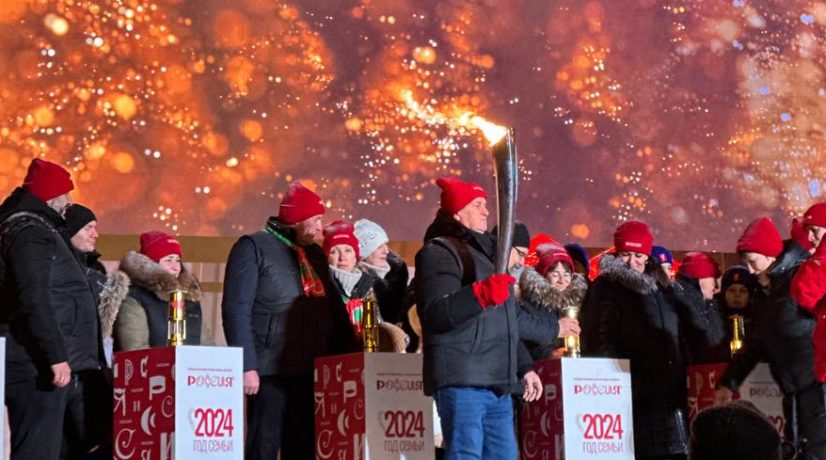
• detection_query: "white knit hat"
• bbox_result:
[354,219,389,260]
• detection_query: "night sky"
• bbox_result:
[1,0,825,251]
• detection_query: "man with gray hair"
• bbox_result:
[0,159,103,459]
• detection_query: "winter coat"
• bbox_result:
[0,188,101,385]
[519,268,588,360]
[415,210,532,396]
[72,250,130,340]
[360,252,410,324]
[670,275,727,364]
[113,251,202,351]
[720,240,816,394]
[581,254,721,458]
[791,240,826,382]
[221,217,359,376]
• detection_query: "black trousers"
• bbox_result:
[7,378,69,460]
[61,370,113,460]
[245,373,315,460]
[785,383,826,460]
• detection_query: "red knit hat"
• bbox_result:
[803,203,826,229]
[436,177,488,215]
[678,252,721,279]
[791,217,814,251]
[736,217,783,257]
[525,233,559,268]
[139,231,182,263]
[323,220,360,260]
[23,158,74,202]
[278,181,325,225]
[613,221,654,255]
[535,243,574,277]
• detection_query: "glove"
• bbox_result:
[472,274,516,309]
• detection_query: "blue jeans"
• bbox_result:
[434,387,517,460]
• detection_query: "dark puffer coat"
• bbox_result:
[670,275,727,364]
[0,188,101,385]
[581,254,721,458]
[415,211,531,396]
[360,252,410,324]
[719,240,816,395]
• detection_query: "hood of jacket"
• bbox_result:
[598,253,671,295]
[0,187,63,227]
[422,210,495,260]
[519,267,588,311]
[119,250,201,302]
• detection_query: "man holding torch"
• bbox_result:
[415,176,541,460]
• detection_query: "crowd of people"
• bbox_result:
[1,157,825,460]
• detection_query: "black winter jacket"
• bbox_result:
[0,188,100,385]
[719,240,816,394]
[581,254,721,458]
[670,275,727,364]
[222,217,359,376]
[415,211,531,396]
[361,252,409,324]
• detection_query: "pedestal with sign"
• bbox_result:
[520,358,634,460]
[687,362,785,434]
[314,352,434,460]
[112,346,243,460]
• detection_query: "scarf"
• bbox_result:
[360,261,391,279]
[266,223,326,297]
[330,266,363,298]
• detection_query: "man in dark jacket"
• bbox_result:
[716,218,824,459]
[222,181,358,460]
[0,159,104,460]
[415,177,542,460]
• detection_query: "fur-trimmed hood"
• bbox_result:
[519,267,588,311]
[597,253,670,295]
[119,251,201,302]
[99,270,130,339]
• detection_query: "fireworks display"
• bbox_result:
[1,0,826,250]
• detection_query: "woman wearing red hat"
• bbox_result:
[113,231,202,351]
[518,243,584,360]
[581,221,721,460]
[716,216,824,458]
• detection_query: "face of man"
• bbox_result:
[294,214,324,245]
[508,246,528,272]
[618,251,648,273]
[741,252,774,276]
[47,193,72,217]
[454,197,489,233]
[70,221,99,253]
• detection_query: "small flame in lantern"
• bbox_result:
[460,112,507,146]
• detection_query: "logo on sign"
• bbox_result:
[573,383,622,396]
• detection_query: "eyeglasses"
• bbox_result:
[548,271,572,281]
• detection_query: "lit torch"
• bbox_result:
[465,114,517,274]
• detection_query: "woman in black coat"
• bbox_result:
[581,221,721,460]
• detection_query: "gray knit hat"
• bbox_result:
[354,219,389,260]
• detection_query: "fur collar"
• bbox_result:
[598,253,670,295]
[119,251,201,302]
[99,270,130,338]
[519,267,588,311]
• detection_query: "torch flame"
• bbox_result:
[467,114,507,146]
